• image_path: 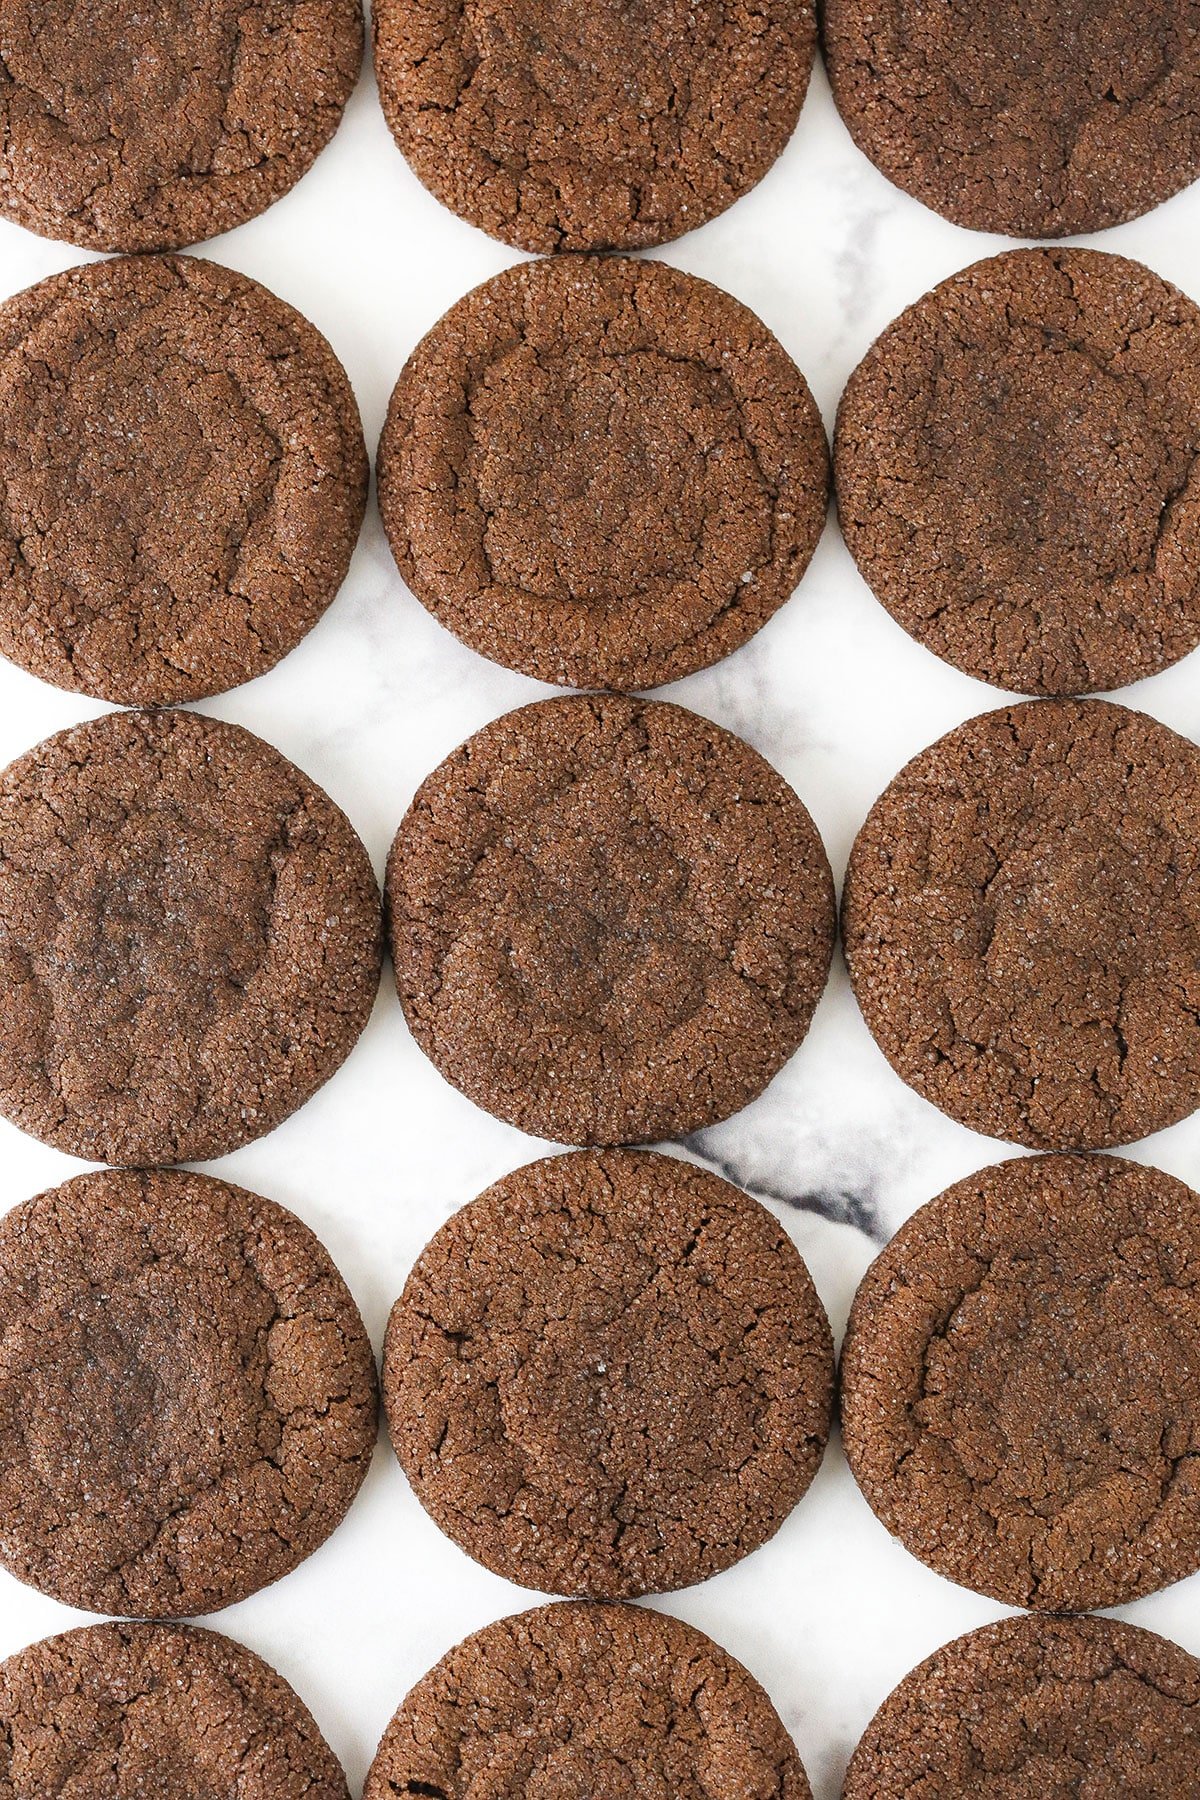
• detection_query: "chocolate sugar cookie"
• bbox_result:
[387,695,835,1144]
[384,1149,833,1597]
[372,0,816,252]
[0,255,367,705]
[836,249,1200,696]
[0,1167,377,1616]
[843,698,1200,1149]
[841,1153,1200,1612]
[0,707,381,1165]
[844,1615,1200,1798]
[823,0,1200,236]
[0,1621,349,1797]
[364,1601,811,1798]
[0,0,363,252]
[379,256,828,690]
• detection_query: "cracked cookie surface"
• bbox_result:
[844,1614,1200,1797]
[0,0,363,252]
[823,0,1200,236]
[378,256,828,690]
[841,1153,1200,1613]
[364,1600,811,1798]
[386,694,835,1145]
[0,707,381,1165]
[372,0,816,251]
[842,698,1200,1149]
[835,249,1200,696]
[383,1148,833,1598]
[0,1620,349,1796]
[0,254,367,706]
[0,1168,377,1617]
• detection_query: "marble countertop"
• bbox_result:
[3,44,1200,1800]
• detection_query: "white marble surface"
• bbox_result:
[3,43,1200,1800]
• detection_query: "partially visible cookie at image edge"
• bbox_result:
[843,697,1200,1149]
[823,0,1200,236]
[379,255,829,691]
[840,1152,1200,1613]
[373,0,816,251]
[364,1601,812,1797]
[835,247,1200,696]
[386,693,836,1146]
[843,1614,1200,1798]
[0,0,364,251]
[384,1147,834,1598]
[0,1621,350,1797]
[0,254,367,705]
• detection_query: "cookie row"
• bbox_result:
[0,1152,831,1614]
[2,686,1198,1162]
[2,245,1197,707]
[2,2,1195,253]
[0,697,832,1162]
[9,1140,1194,1624]
[3,1608,1199,1796]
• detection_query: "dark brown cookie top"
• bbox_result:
[386,695,835,1145]
[823,0,1200,236]
[842,698,1200,1150]
[0,0,363,252]
[0,1167,378,1617]
[0,255,367,706]
[836,248,1200,697]
[841,1153,1200,1613]
[0,707,381,1166]
[844,1614,1200,1798]
[0,1621,349,1797]
[384,1149,833,1598]
[378,256,828,691]
[364,1601,811,1798]
[372,0,815,253]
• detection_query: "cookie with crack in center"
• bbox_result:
[0,706,382,1165]
[843,1614,1200,1797]
[372,0,816,252]
[0,1620,350,1797]
[835,248,1200,696]
[383,1147,833,1598]
[823,0,1200,236]
[378,255,829,691]
[0,254,367,706]
[842,697,1200,1149]
[364,1600,811,1798]
[0,0,363,252]
[841,1153,1200,1613]
[386,693,836,1145]
[0,1167,378,1617]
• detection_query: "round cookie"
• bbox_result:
[0,707,381,1166]
[378,256,829,691]
[0,255,367,706]
[841,1153,1200,1613]
[836,249,1200,696]
[823,0,1200,236]
[0,1,363,252]
[842,698,1200,1150]
[384,1148,833,1598]
[844,1615,1200,1797]
[0,1167,378,1617]
[0,1621,349,1797]
[364,1600,811,1798]
[386,694,835,1145]
[372,0,816,253]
